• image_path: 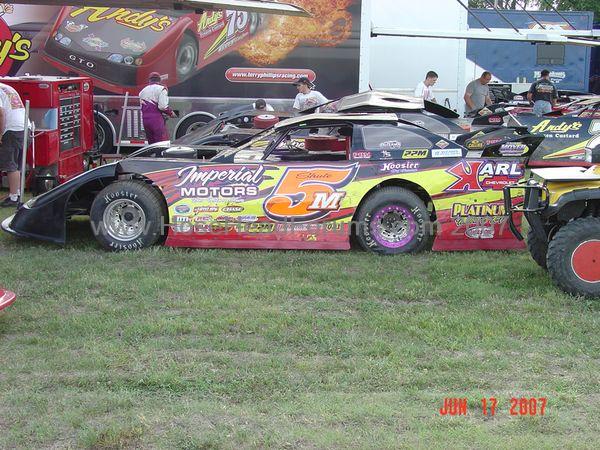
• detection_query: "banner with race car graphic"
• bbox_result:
[0,1,360,99]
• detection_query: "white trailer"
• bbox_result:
[361,0,468,114]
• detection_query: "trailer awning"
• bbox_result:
[371,27,600,47]
[11,0,311,17]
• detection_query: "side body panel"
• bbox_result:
[128,156,526,251]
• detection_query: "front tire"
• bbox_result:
[547,217,600,298]
[355,187,432,254]
[90,180,165,251]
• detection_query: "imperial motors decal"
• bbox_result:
[445,161,523,192]
[175,165,265,197]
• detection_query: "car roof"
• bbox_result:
[275,113,400,129]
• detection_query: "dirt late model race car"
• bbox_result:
[473,96,600,167]
[2,113,543,254]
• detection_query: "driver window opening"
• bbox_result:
[266,125,352,162]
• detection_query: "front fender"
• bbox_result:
[1,164,118,244]
[546,187,600,220]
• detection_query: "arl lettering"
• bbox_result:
[446,161,522,192]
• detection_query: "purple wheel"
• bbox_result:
[355,186,432,254]
[369,204,417,249]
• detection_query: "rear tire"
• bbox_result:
[174,114,213,139]
[90,180,165,251]
[527,228,548,270]
[354,187,432,255]
[547,217,600,298]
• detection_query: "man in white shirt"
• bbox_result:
[292,77,328,112]
[139,72,176,144]
[0,82,26,207]
[414,71,438,103]
[253,99,275,111]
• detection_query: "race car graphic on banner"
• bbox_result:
[0,1,361,148]
[42,6,264,93]
[39,1,358,96]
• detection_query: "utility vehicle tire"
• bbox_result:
[527,228,548,270]
[547,217,600,298]
[90,180,165,251]
[355,186,432,255]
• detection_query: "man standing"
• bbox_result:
[292,77,328,112]
[414,71,438,103]
[527,69,558,116]
[139,72,176,144]
[0,82,26,207]
[464,71,493,115]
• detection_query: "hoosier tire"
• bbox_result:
[527,228,548,270]
[90,180,165,251]
[355,187,432,255]
[547,217,600,298]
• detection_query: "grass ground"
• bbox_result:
[0,206,598,449]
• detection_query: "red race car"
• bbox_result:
[42,6,261,94]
